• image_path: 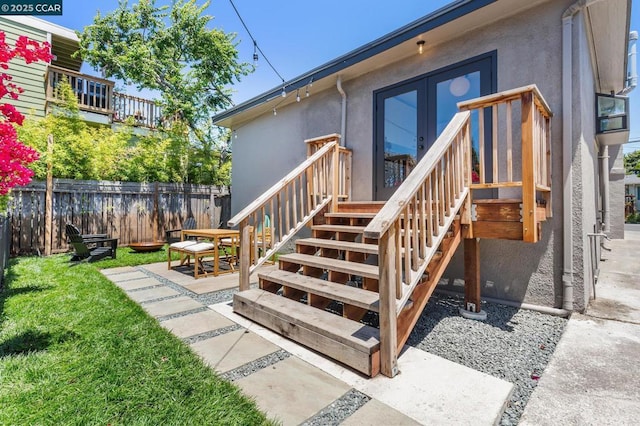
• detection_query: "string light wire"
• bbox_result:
[228,0,287,86]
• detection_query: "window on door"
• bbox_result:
[374,51,496,200]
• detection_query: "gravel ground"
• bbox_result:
[406,292,568,425]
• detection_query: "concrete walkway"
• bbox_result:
[520,227,640,425]
[102,263,513,425]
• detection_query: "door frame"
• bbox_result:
[373,50,497,200]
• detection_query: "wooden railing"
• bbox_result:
[228,141,345,291]
[45,66,161,129]
[306,134,352,201]
[364,111,472,377]
[458,84,553,242]
[46,65,114,114]
[113,92,163,129]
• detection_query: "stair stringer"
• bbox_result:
[396,218,462,350]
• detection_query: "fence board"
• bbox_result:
[8,179,230,255]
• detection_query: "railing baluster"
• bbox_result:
[412,197,419,270]
[506,100,513,182]
[420,184,427,258]
[478,107,485,184]
[426,175,433,247]
[493,104,499,183]
[395,220,403,298]
[439,161,445,226]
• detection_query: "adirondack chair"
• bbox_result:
[165,217,197,244]
[65,223,109,244]
[68,234,117,262]
[65,224,118,261]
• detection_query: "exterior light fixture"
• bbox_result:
[417,40,425,54]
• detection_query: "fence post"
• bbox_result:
[331,143,339,212]
[44,134,54,256]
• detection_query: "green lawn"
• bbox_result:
[0,254,274,425]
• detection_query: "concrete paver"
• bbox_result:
[101,266,136,276]
[107,270,148,282]
[114,277,160,291]
[341,399,422,426]
[236,356,351,426]
[190,328,280,373]
[127,286,179,303]
[143,296,203,318]
[161,309,234,337]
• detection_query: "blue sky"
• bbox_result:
[43,0,640,150]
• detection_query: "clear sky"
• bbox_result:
[42,0,640,150]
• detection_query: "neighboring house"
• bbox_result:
[625,174,640,212]
[212,0,633,377]
[1,15,161,130]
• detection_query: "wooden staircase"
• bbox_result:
[234,202,463,376]
[230,85,553,378]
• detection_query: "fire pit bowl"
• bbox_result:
[129,242,165,253]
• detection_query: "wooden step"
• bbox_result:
[337,201,385,213]
[296,238,379,255]
[325,212,377,219]
[234,288,380,376]
[278,253,379,279]
[259,269,380,312]
[311,224,366,234]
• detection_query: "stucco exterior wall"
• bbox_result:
[568,13,599,311]
[230,0,608,309]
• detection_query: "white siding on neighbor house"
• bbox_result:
[0,17,48,118]
[231,0,610,310]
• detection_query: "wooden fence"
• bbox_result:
[8,179,230,256]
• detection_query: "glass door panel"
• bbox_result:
[384,90,417,188]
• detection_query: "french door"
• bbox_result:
[374,52,496,200]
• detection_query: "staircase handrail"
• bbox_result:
[230,141,342,291]
[365,111,471,377]
[364,111,471,239]
[228,141,337,227]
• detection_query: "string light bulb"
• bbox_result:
[273,108,277,116]
[281,86,286,98]
[296,89,300,102]
[417,40,425,54]
[305,86,310,97]
[252,41,258,66]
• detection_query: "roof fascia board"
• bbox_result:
[213,0,496,124]
[2,15,79,42]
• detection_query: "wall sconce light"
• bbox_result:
[417,40,425,54]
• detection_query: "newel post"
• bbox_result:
[239,218,251,291]
[379,227,399,377]
[331,143,340,212]
[521,91,537,243]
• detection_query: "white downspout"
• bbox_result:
[561,5,577,312]
[600,145,610,233]
[337,76,347,147]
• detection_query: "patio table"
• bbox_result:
[180,228,240,277]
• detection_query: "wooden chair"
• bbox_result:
[66,223,118,260]
[68,234,117,262]
[65,223,109,244]
[165,217,197,244]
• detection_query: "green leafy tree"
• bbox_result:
[78,0,248,185]
[624,150,640,176]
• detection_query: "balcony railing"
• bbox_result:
[45,65,161,129]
